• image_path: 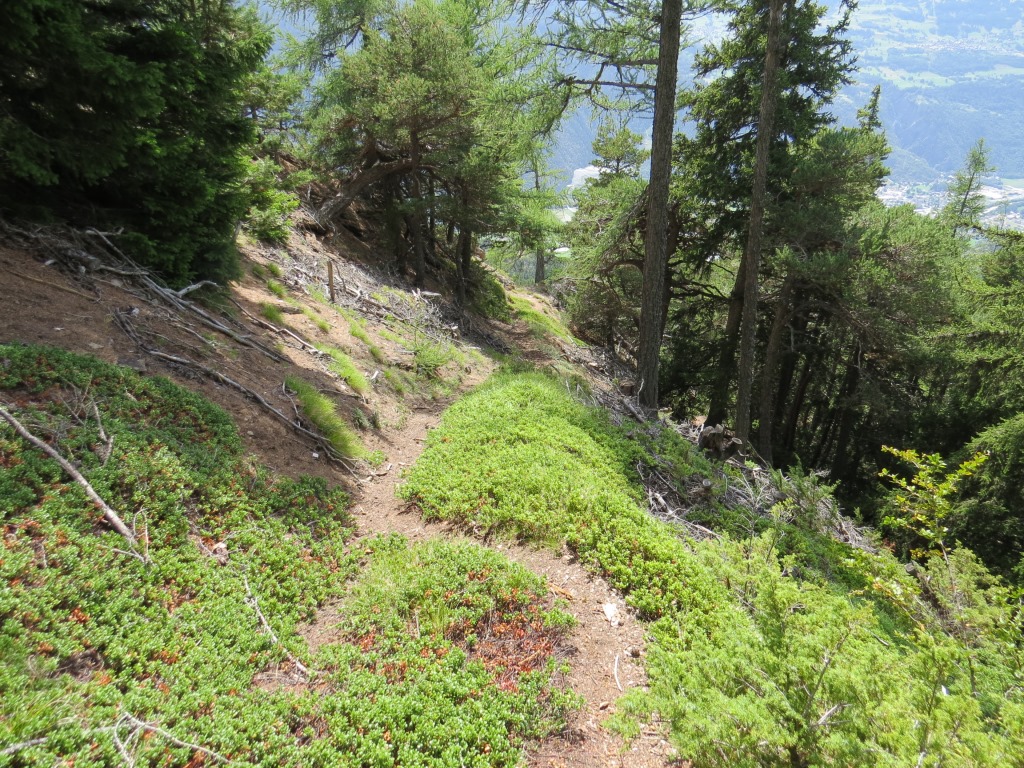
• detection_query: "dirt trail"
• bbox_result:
[316,409,676,768]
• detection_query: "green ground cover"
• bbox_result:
[0,346,576,767]
[401,371,1024,766]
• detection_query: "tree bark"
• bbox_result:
[409,131,425,288]
[829,345,862,484]
[706,259,746,426]
[533,165,546,285]
[316,157,419,227]
[455,227,471,306]
[735,0,785,442]
[636,0,683,409]
[757,276,795,462]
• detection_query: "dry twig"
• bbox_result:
[244,575,312,679]
[0,403,142,558]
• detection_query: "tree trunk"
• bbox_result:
[426,178,437,262]
[533,165,546,285]
[384,177,406,275]
[456,227,471,306]
[636,0,683,409]
[829,346,862,484]
[735,0,785,442]
[706,259,746,426]
[757,276,795,462]
[780,351,813,459]
[410,131,425,288]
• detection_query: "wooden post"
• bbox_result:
[327,261,336,303]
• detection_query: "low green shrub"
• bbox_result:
[0,346,578,767]
[401,371,1024,766]
[0,345,357,765]
[509,296,574,344]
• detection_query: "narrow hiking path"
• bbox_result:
[2,233,675,766]
[306,406,677,768]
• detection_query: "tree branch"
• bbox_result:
[0,403,141,554]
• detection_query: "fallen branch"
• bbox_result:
[119,713,229,764]
[0,403,141,556]
[0,737,50,757]
[244,575,312,679]
[91,402,114,465]
[82,228,284,362]
[5,267,98,301]
[227,297,318,352]
[175,280,220,298]
[111,309,342,462]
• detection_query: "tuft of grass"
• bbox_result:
[285,374,363,458]
[349,321,371,345]
[250,262,268,279]
[316,344,370,396]
[302,306,330,333]
[266,278,287,298]
[348,320,386,363]
[266,262,283,279]
[384,368,413,397]
[413,339,456,378]
[309,285,330,304]
[510,296,575,344]
[379,327,406,345]
[260,302,285,325]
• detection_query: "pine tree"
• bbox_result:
[0,0,270,283]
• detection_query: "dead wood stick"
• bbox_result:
[90,402,114,465]
[5,267,97,301]
[614,653,623,692]
[0,737,50,757]
[143,350,326,446]
[0,404,139,550]
[227,297,317,352]
[244,575,312,679]
[118,713,229,764]
[82,228,282,362]
[175,280,219,298]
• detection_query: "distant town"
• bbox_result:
[878,176,1024,230]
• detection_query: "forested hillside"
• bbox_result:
[2,0,1023,765]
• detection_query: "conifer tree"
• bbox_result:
[0,0,269,283]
